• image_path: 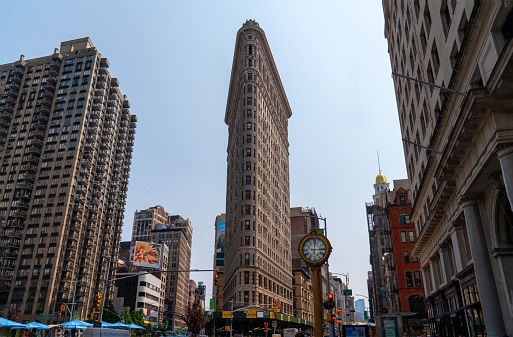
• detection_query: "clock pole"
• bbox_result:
[298,231,332,337]
[311,264,324,337]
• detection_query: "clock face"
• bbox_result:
[302,237,327,262]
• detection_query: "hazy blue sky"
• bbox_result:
[1,1,407,309]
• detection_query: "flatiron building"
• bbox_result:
[223,20,293,314]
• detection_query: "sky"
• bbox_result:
[0,1,407,310]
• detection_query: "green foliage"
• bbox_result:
[184,300,206,337]
[103,300,120,323]
[130,309,145,327]
[122,307,133,324]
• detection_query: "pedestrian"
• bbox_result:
[30,328,37,337]
[24,329,30,337]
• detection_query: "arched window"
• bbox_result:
[247,84,253,93]
[408,295,426,313]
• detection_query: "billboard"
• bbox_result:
[215,221,225,267]
[133,241,162,268]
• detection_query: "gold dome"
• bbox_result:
[375,172,387,184]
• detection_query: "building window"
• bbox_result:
[414,271,422,286]
[399,195,406,205]
[245,205,251,215]
[247,109,252,118]
[245,236,250,246]
[245,190,252,200]
[244,271,250,284]
[409,231,415,243]
[245,162,251,171]
[246,135,252,143]
[246,148,252,157]
[245,220,251,230]
[399,213,411,224]
[247,97,253,105]
[245,176,252,185]
[406,272,413,287]
[403,250,410,263]
[247,84,253,93]
[246,122,252,131]
[247,73,253,81]
[400,231,407,243]
[244,253,250,265]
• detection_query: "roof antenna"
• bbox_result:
[377,150,381,173]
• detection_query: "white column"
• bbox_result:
[497,144,513,210]
[449,224,465,273]
[461,197,506,337]
[439,245,451,283]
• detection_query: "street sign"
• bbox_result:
[210,298,215,310]
[263,307,269,315]
[343,289,352,296]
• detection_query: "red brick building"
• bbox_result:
[386,180,426,332]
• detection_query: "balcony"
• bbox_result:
[26,145,41,155]
[10,75,22,83]
[92,103,102,111]
[46,76,57,84]
[5,89,18,97]
[49,61,60,70]
[10,209,27,218]
[7,82,20,90]
[15,191,31,199]
[0,105,14,113]
[16,181,33,190]
[47,68,58,77]
[99,67,108,75]
[22,155,39,163]
[4,97,16,106]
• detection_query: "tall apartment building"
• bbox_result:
[131,206,193,331]
[383,1,513,336]
[224,20,293,314]
[0,37,136,322]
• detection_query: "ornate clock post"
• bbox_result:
[298,231,333,337]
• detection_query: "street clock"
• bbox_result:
[298,230,332,266]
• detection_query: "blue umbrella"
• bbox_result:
[110,322,130,329]
[21,322,50,330]
[101,322,116,328]
[127,323,145,330]
[0,317,25,329]
[60,320,94,329]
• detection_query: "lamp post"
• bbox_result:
[64,279,79,320]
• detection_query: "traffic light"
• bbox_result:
[336,309,342,315]
[60,304,66,312]
[323,293,335,310]
[95,293,102,310]
[214,272,219,286]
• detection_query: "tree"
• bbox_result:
[184,300,206,337]
[103,300,120,323]
[121,307,133,324]
[130,309,145,327]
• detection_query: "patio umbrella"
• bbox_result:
[101,322,116,328]
[110,322,129,329]
[61,320,94,329]
[24,322,50,330]
[126,323,145,330]
[0,317,25,329]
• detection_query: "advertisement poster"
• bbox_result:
[133,241,162,268]
[345,326,366,337]
[215,221,225,267]
[382,317,397,337]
